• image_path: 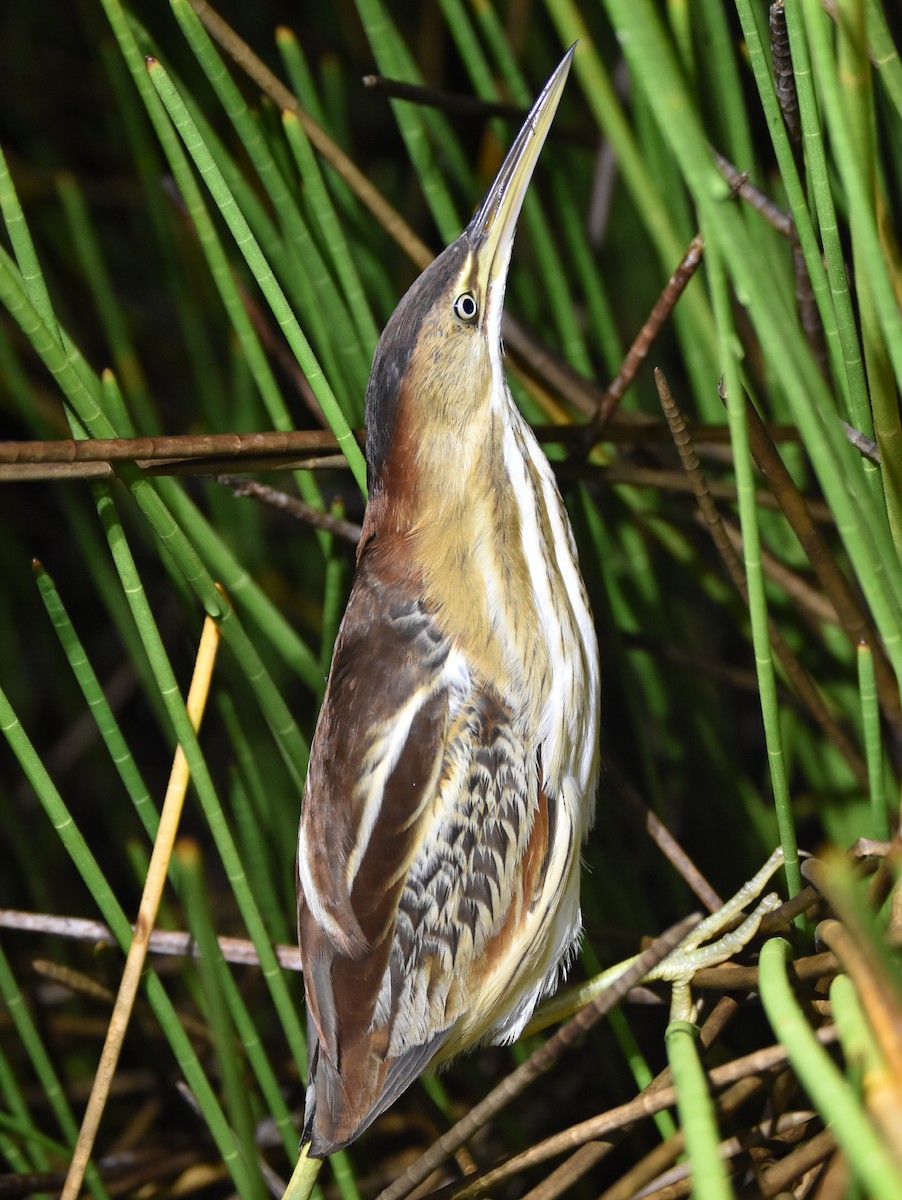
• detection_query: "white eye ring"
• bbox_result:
[453,291,479,323]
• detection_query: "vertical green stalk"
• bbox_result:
[0,145,62,345]
[34,561,157,841]
[760,939,902,1200]
[836,0,902,544]
[605,989,677,1139]
[231,768,291,942]
[177,841,268,1200]
[665,1021,731,1200]
[0,946,110,1200]
[0,1015,53,1173]
[865,0,902,119]
[281,110,379,358]
[707,239,801,902]
[275,26,325,123]
[0,1126,35,1179]
[352,0,464,243]
[219,699,298,919]
[318,504,348,678]
[99,37,222,423]
[56,174,155,433]
[0,998,57,1176]
[736,0,862,422]
[800,0,902,393]
[830,973,882,1087]
[857,642,889,840]
[692,0,755,170]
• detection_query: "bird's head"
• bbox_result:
[364,48,575,501]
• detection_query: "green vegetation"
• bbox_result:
[1,1,900,1196]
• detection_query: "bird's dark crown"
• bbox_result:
[364,233,494,490]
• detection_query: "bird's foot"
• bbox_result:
[527,847,786,1034]
[643,846,785,1022]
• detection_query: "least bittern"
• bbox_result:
[297,47,600,1157]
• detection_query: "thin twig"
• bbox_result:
[0,418,809,482]
[361,75,596,150]
[0,908,303,972]
[0,1147,205,1199]
[771,2,803,158]
[583,234,705,443]
[714,108,825,371]
[0,429,342,466]
[759,1126,837,1197]
[362,74,526,122]
[517,1143,613,1200]
[624,1111,820,1200]
[712,150,793,237]
[214,476,362,542]
[239,276,324,422]
[742,393,902,735]
[0,429,349,482]
[12,906,835,999]
[0,454,351,482]
[841,420,881,463]
[0,420,802,460]
[605,759,724,913]
[30,958,216,1043]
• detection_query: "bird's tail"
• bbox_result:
[301,1022,448,1157]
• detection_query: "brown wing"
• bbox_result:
[298,556,553,1156]
[298,556,455,1154]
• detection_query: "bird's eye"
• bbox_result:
[453,292,479,323]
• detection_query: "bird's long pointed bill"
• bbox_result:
[467,45,575,290]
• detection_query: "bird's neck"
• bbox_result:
[361,400,546,701]
[364,396,505,534]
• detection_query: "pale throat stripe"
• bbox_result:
[503,417,567,647]
[521,432,600,789]
[502,413,599,793]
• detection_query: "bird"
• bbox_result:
[296,46,600,1158]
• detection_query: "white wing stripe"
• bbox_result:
[345,650,471,890]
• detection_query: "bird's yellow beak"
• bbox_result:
[467,45,575,302]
